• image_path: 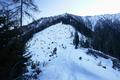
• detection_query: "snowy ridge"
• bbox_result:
[25,23,120,80]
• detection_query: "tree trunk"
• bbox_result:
[20,0,23,27]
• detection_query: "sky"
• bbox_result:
[24,0,120,25]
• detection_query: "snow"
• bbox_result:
[25,23,120,80]
[9,26,14,30]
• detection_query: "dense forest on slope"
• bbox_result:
[92,19,120,60]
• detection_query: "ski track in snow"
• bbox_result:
[26,23,120,80]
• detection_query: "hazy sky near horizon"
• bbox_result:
[24,0,120,24]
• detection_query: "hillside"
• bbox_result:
[22,13,120,59]
[25,23,120,80]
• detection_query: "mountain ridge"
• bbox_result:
[21,13,120,60]
[24,12,120,34]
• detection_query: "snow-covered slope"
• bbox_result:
[25,23,120,80]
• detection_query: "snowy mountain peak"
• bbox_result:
[60,13,70,16]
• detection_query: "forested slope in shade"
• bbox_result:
[25,23,120,80]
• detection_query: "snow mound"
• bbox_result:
[25,23,120,80]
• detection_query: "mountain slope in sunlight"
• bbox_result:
[25,23,120,80]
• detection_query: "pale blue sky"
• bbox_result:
[24,0,120,25]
